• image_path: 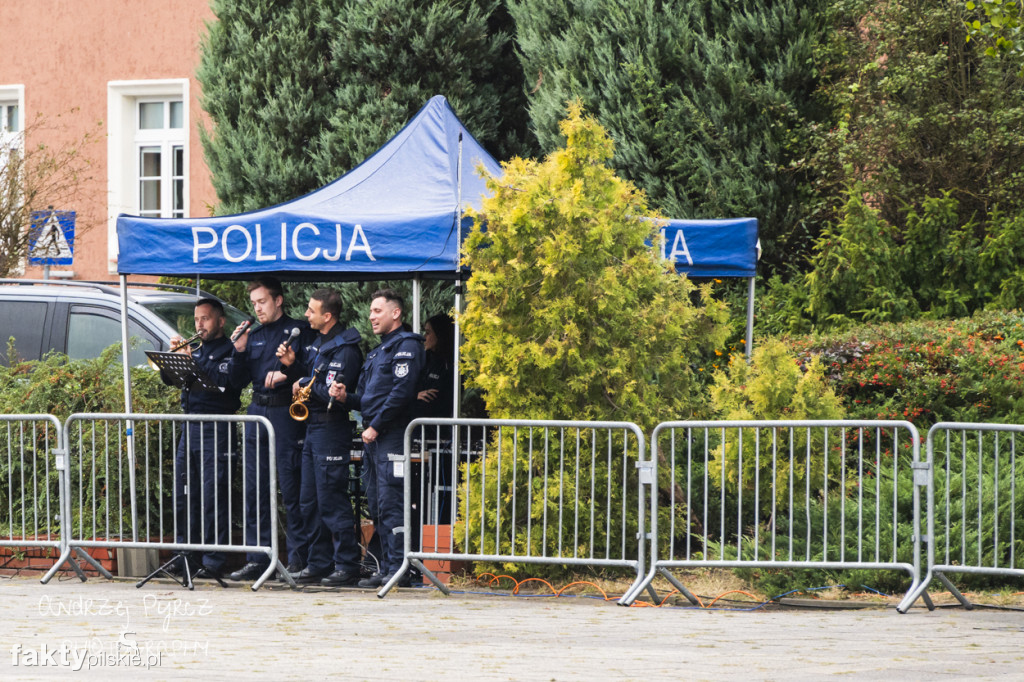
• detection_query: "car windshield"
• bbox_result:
[143,300,250,337]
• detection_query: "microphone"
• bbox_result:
[275,327,302,373]
[230,319,253,342]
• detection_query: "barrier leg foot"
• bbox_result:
[253,559,292,592]
[411,557,449,595]
[659,567,701,607]
[897,571,934,613]
[73,547,114,580]
[40,548,82,584]
[936,572,972,610]
[377,559,412,599]
[618,566,658,606]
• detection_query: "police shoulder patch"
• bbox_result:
[394,362,409,378]
[394,351,413,359]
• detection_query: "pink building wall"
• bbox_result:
[2,0,217,281]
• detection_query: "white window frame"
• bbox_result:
[107,79,190,274]
[0,86,23,137]
[135,98,185,219]
[0,84,25,162]
[0,84,26,275]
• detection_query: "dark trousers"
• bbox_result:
[300,417,360,573]
[242,403,308,567]
[175,420,234,571]
[363,427,410,576]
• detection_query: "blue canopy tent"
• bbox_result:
[115,95,500,424]
[117,96,501,282]
[115,95,759,421]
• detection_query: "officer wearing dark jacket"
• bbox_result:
[280,288,364,586]
[332,288,424,588]
[226,277,316,581]
[161,298,243,578]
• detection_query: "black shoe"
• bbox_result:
[194,566,223,580]
[293,567,331,584]
[357,573,385,589]
[320,570,360,587]
[229,562,268,581]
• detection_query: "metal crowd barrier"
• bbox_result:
[1,415,67,576]
[900,423,1024,610]
[621,420,926,608]
[41,413,290,591]
[380,418,650,599]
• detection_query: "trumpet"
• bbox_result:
[146,331,201,372]
[169,331,203,353]
[289,368,320,421]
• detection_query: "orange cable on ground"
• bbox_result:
[513,577,557,595]
[472,573,769,609]
[484,574,519,589]
[704,590,761,608]
[554,581,610,601]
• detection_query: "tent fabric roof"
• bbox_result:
[116,95,502,280]
[117,94,758,282]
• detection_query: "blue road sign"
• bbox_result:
[28,210,75,265]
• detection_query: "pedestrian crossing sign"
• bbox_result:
[28,210,75,265]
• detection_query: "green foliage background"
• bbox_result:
[512,0,829,270]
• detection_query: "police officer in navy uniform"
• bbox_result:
[331,288,424,588]
[279,288,364,586]
[227,277,319,581]
[162,298,244,579]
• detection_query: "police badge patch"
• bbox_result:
[394,362,409,378]
[325,370,336,384]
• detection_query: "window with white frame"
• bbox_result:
[135,99,185,218]
[0,86,26,275]
[1,87,24,161]
[108,80,189,272]
[1,100,19,138]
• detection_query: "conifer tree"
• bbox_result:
[510,0,829,268]
[461,102,729,431]
[458,103,729,568]
[198,0,531,215]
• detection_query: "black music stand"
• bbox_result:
[145,350,225,393]
[137,350,228,590]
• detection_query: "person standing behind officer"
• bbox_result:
[331,288,424,588]
[227,277,317,582]
[278,288,364,586]
[412,313,454,420]
[162,298,243,579]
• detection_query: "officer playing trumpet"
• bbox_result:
[277,288,364,586]
[160,298,244,580]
